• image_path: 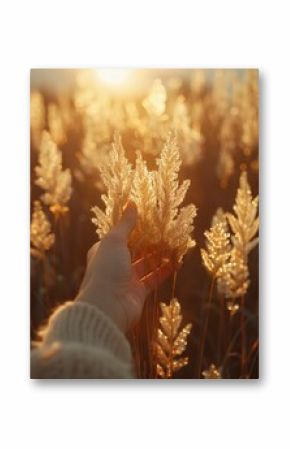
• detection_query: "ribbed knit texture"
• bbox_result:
[31,302,134,379]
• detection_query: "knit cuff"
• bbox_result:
[39,301,132,365]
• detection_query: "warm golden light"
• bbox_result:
[96,69,131,87]
[30,69,259,380]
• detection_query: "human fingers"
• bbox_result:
[140,260,173,293]
[110,201,137,240]
[87,242,101,261]
[132,251,160,278]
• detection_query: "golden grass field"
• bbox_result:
[30,68,259,379]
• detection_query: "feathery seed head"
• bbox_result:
[30,201,55,259]
[91,132,134,238]
[217,171,259,300]
[155,298,192,379]
[47,102,66,146]
[92,132,197,263]
[217,247,249,299]
[227,171,259,255]
[201,208,231,278]
[35,131,72,216]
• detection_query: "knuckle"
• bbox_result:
[87,242,100,260]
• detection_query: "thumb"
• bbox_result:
[113,201,138,239]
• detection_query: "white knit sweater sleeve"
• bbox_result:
[31,301,134,379]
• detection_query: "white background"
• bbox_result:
[0,1,289,448]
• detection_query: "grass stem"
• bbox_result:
[197,276,215,378]
[240,294,247,377]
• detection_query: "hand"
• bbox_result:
[76,202,173,332]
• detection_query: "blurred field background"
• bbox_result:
[30,68,259,379]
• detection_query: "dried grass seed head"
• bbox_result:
[35,131,72,215]
[92,132,197,263]
[155,298,192,379]
[201,208,231,278]
[30,200,55,258]
[227,171,259,255]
